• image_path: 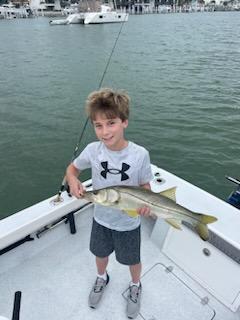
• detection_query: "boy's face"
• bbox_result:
[93,113,128,151]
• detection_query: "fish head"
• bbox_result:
[86,188,120,206]
[92,189,108,204]
[83,189,107,204]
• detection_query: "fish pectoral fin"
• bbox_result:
[195,223,209,241]
[165,218,182,230]
[107,189,120,204]
[191,213,217,241]
[123,209,139,218]
[160,187,177,202]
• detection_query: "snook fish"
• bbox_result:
[83,186,218,241]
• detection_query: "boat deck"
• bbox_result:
[0,205,239,320]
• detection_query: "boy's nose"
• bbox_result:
[102,126,109,135]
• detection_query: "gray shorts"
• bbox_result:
[90,219,141,265]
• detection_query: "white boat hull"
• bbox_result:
[49,4,128,26]
[49,19,68,25]
[83,11,128,24]
[0,165,239,319]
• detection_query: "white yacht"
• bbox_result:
[49,5,128,25]
[0,164,239,320]
[83,4,128,24]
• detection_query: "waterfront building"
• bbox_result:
[30,0,61,12]
[0,2,31,18]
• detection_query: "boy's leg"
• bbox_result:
[112,226,142,319]
[96,256,109,276]
[88,255,110,309]
[88,269,110,309]
[127,263,142,319]
[89,220,113,308]
[129,263,142,284]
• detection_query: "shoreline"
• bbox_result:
[1,5,238,19]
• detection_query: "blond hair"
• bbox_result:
[86,88,130,121]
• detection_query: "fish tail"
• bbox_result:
[195,214,217,241]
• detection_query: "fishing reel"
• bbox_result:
[226,176,240,209]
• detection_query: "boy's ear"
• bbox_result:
[123,119,128,128]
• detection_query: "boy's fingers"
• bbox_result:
[139,206,151,216]
[73,190,81,198]
[70,182,85,198]
[78,190,84,197]
[71,188,82,199]
[78,185,85,197]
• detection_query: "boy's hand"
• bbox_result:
[137,205,151,217]
[136,183,151,217]
[68,177,85,199]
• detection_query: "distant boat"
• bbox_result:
[82,4,128,24]
[49,4,128,25]
[49,18,69,25]
[49,12,84,25]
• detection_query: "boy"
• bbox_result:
[66,88,153,319]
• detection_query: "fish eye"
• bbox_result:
[93,191,98,195]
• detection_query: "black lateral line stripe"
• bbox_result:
[118,188,202,224]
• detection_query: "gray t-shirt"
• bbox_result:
[73,141,153,231]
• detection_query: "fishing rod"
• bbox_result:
[53,14,128,203]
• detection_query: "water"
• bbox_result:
[0,12,240,219]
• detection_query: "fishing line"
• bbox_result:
[54,14,128,202]
[72,13,127,161]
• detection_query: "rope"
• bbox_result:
[54,14,128,202]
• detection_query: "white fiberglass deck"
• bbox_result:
[0,206,239,320]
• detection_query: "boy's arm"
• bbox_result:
[66,163,85,198]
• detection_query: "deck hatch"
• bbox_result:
[123,262,215,320]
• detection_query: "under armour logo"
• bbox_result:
[100,161,130,181]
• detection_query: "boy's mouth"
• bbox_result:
[102,136,113,142]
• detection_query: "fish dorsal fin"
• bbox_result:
[160,187,177,202]
[123,209,138,218]
[165,218,182,230]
